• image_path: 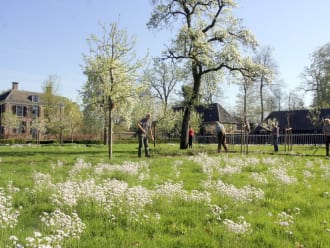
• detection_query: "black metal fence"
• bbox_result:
[113,132,326,147]
[196,133,325,145]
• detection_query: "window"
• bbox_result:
[30,128,37,138]
[31,95,39,103]
[16,105,24,117]
[32,105,39,117]
[18,121,26,134]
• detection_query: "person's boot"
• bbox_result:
[145,148,150,157]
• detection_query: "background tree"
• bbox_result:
[41,75,64,141]
[1,112,19,139]
[285,91,305,110]
[82,105,104,141]
[307,107,321,133]
[270,82,284,111]
[82,22,143,158]
[62,100,83,143]
[253,46,277,123]
[148,0,260,149]
[144,58,183,113]
[234,75,257,126]
[30,117,47,144]
[81,72,109,144]
[301,42,330,108]
[200,71,224,104]
[130,89,157,131]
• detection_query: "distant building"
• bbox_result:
[254,109,330,134]
[173,103,239,134]
[194,103,238,124]
[0,82,44,140]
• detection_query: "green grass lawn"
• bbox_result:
[1,143,330,247]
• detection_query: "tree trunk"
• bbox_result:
[259,79,264,123]
[180,63,202,149]
[108,103,113,159]
[180,107,191,149]
[103,126,107,145]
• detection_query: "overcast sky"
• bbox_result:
[1,0,329,108]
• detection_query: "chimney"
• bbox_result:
[12,82,19,90]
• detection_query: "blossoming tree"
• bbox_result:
[82,22,143,158]
[148,0,262,149]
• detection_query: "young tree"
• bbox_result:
[148,0,260,149]
[82,22,143,158]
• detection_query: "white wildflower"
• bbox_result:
[212,179,264,202]
[0,188,20,229]
[302,170,314,178]
[223,216,251,234]
[249,172,268,184]
[270,167,297,185]
[275,211,294,227]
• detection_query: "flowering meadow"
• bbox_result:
[1,144,330,247]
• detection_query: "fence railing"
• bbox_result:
[112,132,325,147]
[196,133,325,145]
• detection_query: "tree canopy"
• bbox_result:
[148,0,262,148]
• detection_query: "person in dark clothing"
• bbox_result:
[270,123,279,152]
[215,121,228,153]
[323,118,330,156]
[137,113,154,157]
[188,125,194,148]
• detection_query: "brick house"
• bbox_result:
[0,82,44,140]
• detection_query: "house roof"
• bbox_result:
[0,90,11,101]
[0,89,44,105]
[263,108,330,131]
[173,103,238,124]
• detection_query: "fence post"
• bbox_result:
[284,128,292,152]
